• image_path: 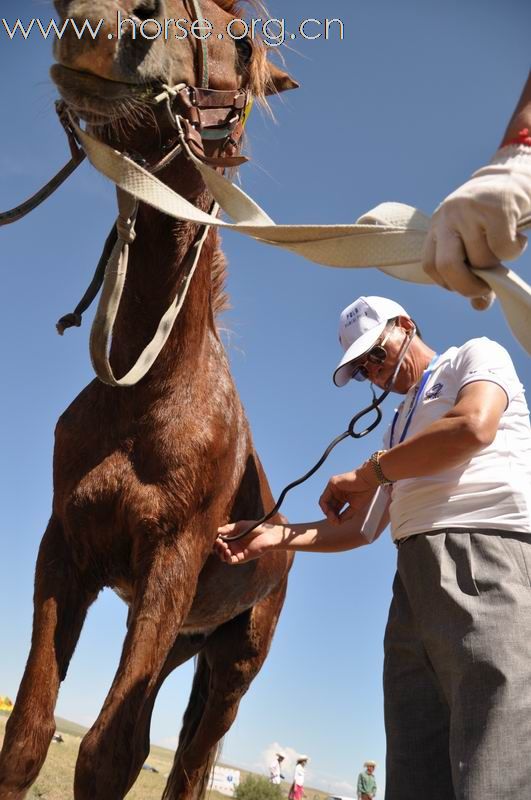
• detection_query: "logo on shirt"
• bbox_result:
[425,382,443,400]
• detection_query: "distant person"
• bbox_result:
[288,755,308,800]
[357,761,377,800]
[269,752,285,785]
[216,295,531,799]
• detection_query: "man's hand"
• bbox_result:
[422,149,531,308]
[215,521,282,565]
[319,462,378,524]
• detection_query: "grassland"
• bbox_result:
[0,712,330,800]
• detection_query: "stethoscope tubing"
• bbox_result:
[219,327,416,543]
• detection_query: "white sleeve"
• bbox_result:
[453,337,523,405]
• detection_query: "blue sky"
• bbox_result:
[1,0,530,795]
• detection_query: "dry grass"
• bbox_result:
[0,713,330,800]
[0,711,175,799]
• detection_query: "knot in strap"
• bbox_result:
[56,311,82,335]
[116,215,137,244]
[115,187,138,243]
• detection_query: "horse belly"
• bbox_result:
[181,553,290,632]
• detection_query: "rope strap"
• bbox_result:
[0,156,85,227]
[56,223,118,334]
[71,119,531,360]
[88,188,218,387]
[0,102,85,226]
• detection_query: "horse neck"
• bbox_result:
[108,161,222,390]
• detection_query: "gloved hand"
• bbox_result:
[422,146,531,310]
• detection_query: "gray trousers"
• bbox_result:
[384,530,531,800]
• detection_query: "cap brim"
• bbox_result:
[333,322,386,387]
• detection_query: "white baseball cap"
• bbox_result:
[333,296,409,387]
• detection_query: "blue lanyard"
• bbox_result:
[389,355,439,448]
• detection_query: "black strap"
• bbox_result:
[56,223,118,335]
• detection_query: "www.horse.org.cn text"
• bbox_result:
[2,16,345,46]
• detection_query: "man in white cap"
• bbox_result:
[357,761,377,800]
[269,752,285,785]
[216,296,531,799]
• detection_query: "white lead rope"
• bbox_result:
[89,187,219,387]
[72,120,531,386]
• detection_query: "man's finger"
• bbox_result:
[422,232,449,289]
[435,229,492,297]
[218,523,235,535]
[487,223,527,262]
[337,505,358,522]
[319,491,341,523]
[460,224,502,269]
[470,291,496,311]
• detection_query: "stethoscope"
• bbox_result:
[219,325,417,543]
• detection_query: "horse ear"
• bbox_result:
[265,61,299,95]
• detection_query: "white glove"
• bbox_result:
[422,146,531,310]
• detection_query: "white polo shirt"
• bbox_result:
[383,337,531,541]
[294,764,305,787]
[269,761,282,784]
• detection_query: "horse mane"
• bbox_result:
[210,240,230,317]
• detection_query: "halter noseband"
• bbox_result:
[159,0,252,168]
[159,84,250,168]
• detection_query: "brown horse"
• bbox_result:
[0,2,297,798]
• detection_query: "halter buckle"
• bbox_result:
[55,101,84,164]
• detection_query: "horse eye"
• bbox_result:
[235,38,253,65]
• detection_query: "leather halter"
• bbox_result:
[166,0,251,168]
[0,0,252,226]
[160,84,250,168]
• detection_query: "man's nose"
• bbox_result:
[365,361,381,381]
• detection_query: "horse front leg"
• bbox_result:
[74,524,208,800]
[108,632,210,799]
[0,517,97,800]
[163,576,289,800]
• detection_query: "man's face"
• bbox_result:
[350,318,417,394]
[366,764,375,774]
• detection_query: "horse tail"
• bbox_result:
[197,733,226,800]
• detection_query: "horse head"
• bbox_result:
[51,0,298,167]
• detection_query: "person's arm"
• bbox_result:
[501,72,531,145]
[422,71,531,307]
[379,380,506,480]
[215,492,390,565]
[319,380,506,523]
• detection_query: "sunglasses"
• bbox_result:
[350,322,396,382]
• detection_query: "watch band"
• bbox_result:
[369,450,394,485]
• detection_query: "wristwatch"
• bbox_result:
[369,450,394,485]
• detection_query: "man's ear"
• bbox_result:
[265,61,299,95]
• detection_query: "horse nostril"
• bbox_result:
[132,0,163,21]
